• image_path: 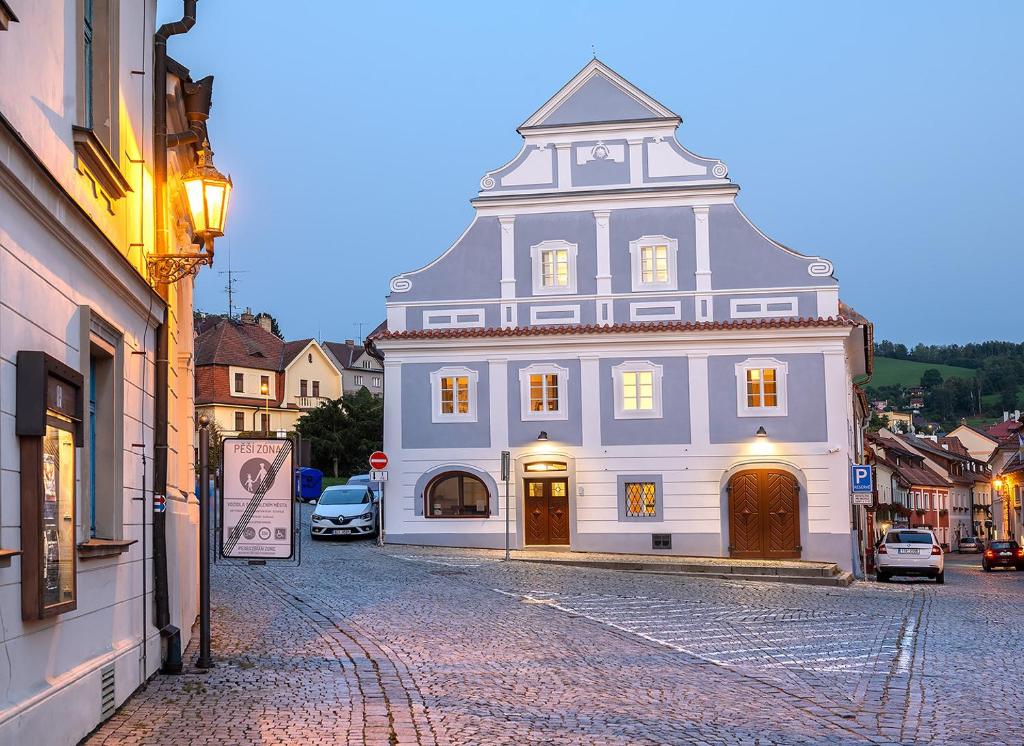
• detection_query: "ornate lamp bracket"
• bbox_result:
[147,238,214,285]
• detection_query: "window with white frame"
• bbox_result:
[612,361,664,419]
[519,363,569,421]
[430,367,479,423]
[735,358,788,417]
[629,235,678,292]
[530,240,577,295]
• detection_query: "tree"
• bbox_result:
[868,412,890,433]
[294,389,383,477]
[195,412,224,471]
[255,311,283,338]
[920,369,943,389]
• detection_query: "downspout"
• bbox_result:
[153,0,198,674]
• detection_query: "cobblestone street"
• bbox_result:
[87,506,1024,745]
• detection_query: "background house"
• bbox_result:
[325,338,385,397]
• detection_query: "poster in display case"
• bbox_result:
[17,351,82,620]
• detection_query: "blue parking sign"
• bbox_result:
[851,465,873,494]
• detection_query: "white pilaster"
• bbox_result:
[555,143,572,189]
[822,348,849,450]
[687,352,710,447]
[816,288,840,318]
[594,210,611,296]
[382,359,403,535]
[628,138,643,185]
[386,305,406,333]
[693,205,711,292]
[499,215,516,302]
[489,358,509,449]
[580,355,601,447]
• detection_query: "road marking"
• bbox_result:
[391,554,499,568]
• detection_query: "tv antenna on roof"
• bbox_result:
[353,321,370,343]
[217,243,248,319]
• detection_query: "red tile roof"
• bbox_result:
[984,419,1023,441]
[373,316,856,341]
[195,318,285,370]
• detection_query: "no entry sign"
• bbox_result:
[369,451,389,470]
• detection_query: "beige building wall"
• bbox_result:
[284,342,342,407]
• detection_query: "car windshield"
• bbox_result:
[989,541,1014,550]
[886,531,933,544]
[318,488,369,506]
[348,476,368,484]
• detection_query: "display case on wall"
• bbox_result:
[17,351,83,620]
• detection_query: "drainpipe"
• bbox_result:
[153,0,199,674]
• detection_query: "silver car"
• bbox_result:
[310,485,378,540]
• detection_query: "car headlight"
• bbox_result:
[358,512,372,520]
[311,514,323,521]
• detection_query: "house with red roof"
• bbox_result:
[369,60,872,570]
[195,309,344,436]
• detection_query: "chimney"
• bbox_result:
[240,307,256,325]
[1004,411,1010,422]
[1016,410,1021,422]
[256,314,273,334]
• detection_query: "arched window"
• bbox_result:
[426,472,490,518]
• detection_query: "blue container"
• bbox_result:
[295,467,323,502]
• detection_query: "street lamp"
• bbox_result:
[756,426,768,438]
[260,381,270,434]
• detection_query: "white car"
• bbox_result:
[876,528,944,584]
[310,485,378,540]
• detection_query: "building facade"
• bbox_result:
[0,2,212,742]
[372,61,871,570]
[324,339,385,397]
[195,312,344,437]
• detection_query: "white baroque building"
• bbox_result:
[0,2,213,742]
[371,60,871,569]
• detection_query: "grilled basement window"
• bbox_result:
[652,534,672,550]
[625,482,657,517]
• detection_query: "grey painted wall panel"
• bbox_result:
[609,207,696,294]
[612,296,695,325]
[707,353,828,443]
[709,205,836,290]
[540,75,657,126]
[571,140,630,187]
[642,136,716,183]
[390,217,502,302]
[514,212,598,297]
[507,359,583,446]
[599,357,691,445]
[401,362,491,449]
[405,303,500,331]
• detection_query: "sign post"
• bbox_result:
[197,417,212,669]
[501,451,511,561]
[221,437,295,560]
[851,464,875,575]
[369,452,388,547]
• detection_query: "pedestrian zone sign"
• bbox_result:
[221,437,294,559]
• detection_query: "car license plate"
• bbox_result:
[897,548,919,554]
[1000,551,1011,556]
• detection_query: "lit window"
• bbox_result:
[430,367,479,423]
[640,245,669,284]
[629,235,678,291]
[519,363,569,421]
[612,361,664,419]
[425,472,490,518]
[735,358,788,417]
[541,249,569,288]
[530,240,577,295]
[625,482,657,517]
[529,373,559,413]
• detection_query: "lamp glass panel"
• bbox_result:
[184,178,208,233]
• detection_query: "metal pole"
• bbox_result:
[196,416,212,669]
[501,450,511,561]
[376,481,385,547]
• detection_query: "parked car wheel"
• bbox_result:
[876,571,889,583]
[934,571,945,585]
[983,562,992,572]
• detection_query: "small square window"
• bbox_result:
[625,482,657,517]
[431,367,479,423]
[519,364,569,421]
[234,411,245,431]
[612,361,663,420]
[652,533,672,550]
[234,372,244,392]
[530,240,578,296]
[735,358,788,417]
[629,235,678,292]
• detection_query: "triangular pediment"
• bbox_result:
[521,59,679,130]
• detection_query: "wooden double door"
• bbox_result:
[728,469,801,559]
[524,479,570,546]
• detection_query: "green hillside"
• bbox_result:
[870,357,977,388]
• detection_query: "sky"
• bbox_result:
[158,1,1023,346]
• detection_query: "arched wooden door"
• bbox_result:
[727,469,801,559]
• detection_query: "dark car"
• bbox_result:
[982,540,1024,572]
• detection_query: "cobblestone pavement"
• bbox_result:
[86,508,1024,745]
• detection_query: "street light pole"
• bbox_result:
[196,415,212,669]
